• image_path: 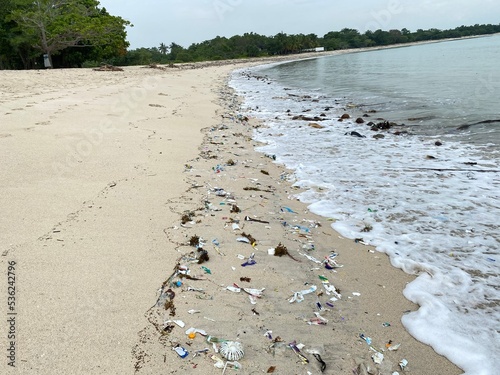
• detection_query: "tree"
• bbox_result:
[159,42,168,55]
[9,0,130,68]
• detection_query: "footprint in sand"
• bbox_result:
[0,133,13,138]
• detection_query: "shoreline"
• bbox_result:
[131,68,462,374]
[0,61,462,374]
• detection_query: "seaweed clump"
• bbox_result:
[241,232,257,245]
[189,235,200,247]
[274,242,299,261]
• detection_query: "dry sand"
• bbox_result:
[0,57,461,374]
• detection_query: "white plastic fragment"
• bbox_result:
[165,319,185,328]
[352,292,361,296]
[185,327,207,336]
[298,251,322,264]
[372,352,384,364]
[289,285,317,303]
[399,359,408,370]
[267,248,275,255]
[323,284,342,299]
[188,309,200,314]
[388,343,401,351]
[237,237,250,243]
[226,286,241,293]
[232,223,240,231]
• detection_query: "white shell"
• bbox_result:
[219,341,244,361]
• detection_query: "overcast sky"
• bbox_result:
[98,0,500,49]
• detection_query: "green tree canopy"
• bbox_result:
[3,0,130,68]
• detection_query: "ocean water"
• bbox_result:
[229,35,499,375]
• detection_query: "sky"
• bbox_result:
[98,0,500,49]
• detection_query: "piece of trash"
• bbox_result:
[399,359,408,370]
[323,284,342,299]
[352,292,361,296]
[165,319,185,328]
[289,285,317,303]
[185,327,207,336]
[388,343,401,351]
[309,312,328,325]
[289,341,309,364]
[237,237,250,244]
[372,352,384,364]
[173,345,189,358]
[293,225,310,233]
[227,286,241,293]
[220,341,245,361]
[318,275,329,283]
[212,355,225,368]
[201,266,212,274]
[312,353,327,372]
[382,322,391,327]
[324,252,343,269]
[242,287,265,298]
[244,215,270,224]
[268,248,275,255]
[299,252,322,264]
[281,206,297,214]
[232,223,240,230]
[360,334,372,345]
[242,253,256,267]
[188,309,200,314]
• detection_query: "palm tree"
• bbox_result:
[159,42,168,55]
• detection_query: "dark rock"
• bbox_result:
[355,117,365,124]
[345,131,366,138]
[373,134,385,139]
[340,113,350,119]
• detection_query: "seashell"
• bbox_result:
[219,341,244,361]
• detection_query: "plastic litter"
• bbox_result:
[289,341,309,364]
[308,312,328,325]
[388,343,401,351]
[372,352,384,364]
[185,327,207,336]
[236,237,251,244]
[360,334,372,345]
[399,359,408,370]
[281,206,297,214]
[226,285,241,293]
[201,266,212,274]
[299,252,322,264]
[241,253,256,267]
[244,215,270,224]
[165,319,185,328]
[173,345,189,358]
[289,285,317,303]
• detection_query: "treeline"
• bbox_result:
[112,23,500,66]
[0,0,130,69]
[1,2,499,70]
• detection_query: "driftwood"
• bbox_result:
[93,64,123,72]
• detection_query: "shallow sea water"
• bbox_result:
[230,36,500,375]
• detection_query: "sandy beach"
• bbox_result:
[0,58,462,374]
